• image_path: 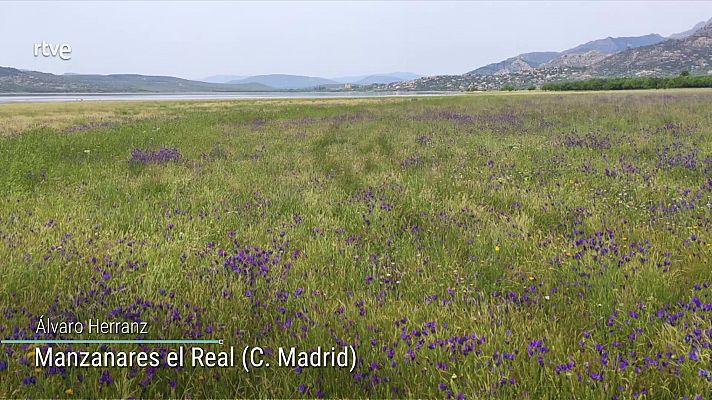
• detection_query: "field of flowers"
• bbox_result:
[0,91,710,398]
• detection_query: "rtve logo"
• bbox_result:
[33,41,72,60]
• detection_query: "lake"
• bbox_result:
[0,91,457,104]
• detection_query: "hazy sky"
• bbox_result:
[2,1,711,79]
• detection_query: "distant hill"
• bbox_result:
[591,21,712,77]
[228,74,338,89]
[387,72,422,81]
[339,72,422,84]
[562,34,665,55]
[467,52,559,75]
[0,67,423,93]
[0,67,272,93]
[201,74,247,83]
[669,18,711,39]
[541,51,608,69]
[381,18,712,91]
[226,72,421,88]
[468,34,665,76]
[353,75,407,85]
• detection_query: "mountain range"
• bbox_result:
[333,72,421,84]
[466,34,667,76]
[202,72,421,88]
[591,21,712,77]
[201,74,247,83]
[0,67,271,93]
[2,18,711,93]
[383,17,712,91]
[0,68,421,93]
[226,74,338,89]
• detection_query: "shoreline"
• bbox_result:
[0,91,461,104]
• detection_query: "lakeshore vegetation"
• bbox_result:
[541,74,712,91]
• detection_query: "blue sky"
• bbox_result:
[2,1,711,79]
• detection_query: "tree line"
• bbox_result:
[541,74,712,91]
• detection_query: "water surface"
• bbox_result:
[0,91,457,104]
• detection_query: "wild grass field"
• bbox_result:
[0,91,710,399]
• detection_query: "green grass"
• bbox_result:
[0,91,710,398]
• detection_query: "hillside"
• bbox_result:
[591,23,712,76]
[204,72,420,86]
[562,34,665,54]
[669,17,711,39]
[0,67,272,93]
[541,51,608,69]
[227,74,338,89]
[467,52,559,75]
[468,34,666,76]
[200,74,247,83]
[383,19,712,91]
[353,74,405,85]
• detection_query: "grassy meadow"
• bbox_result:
[0,91,710,398]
